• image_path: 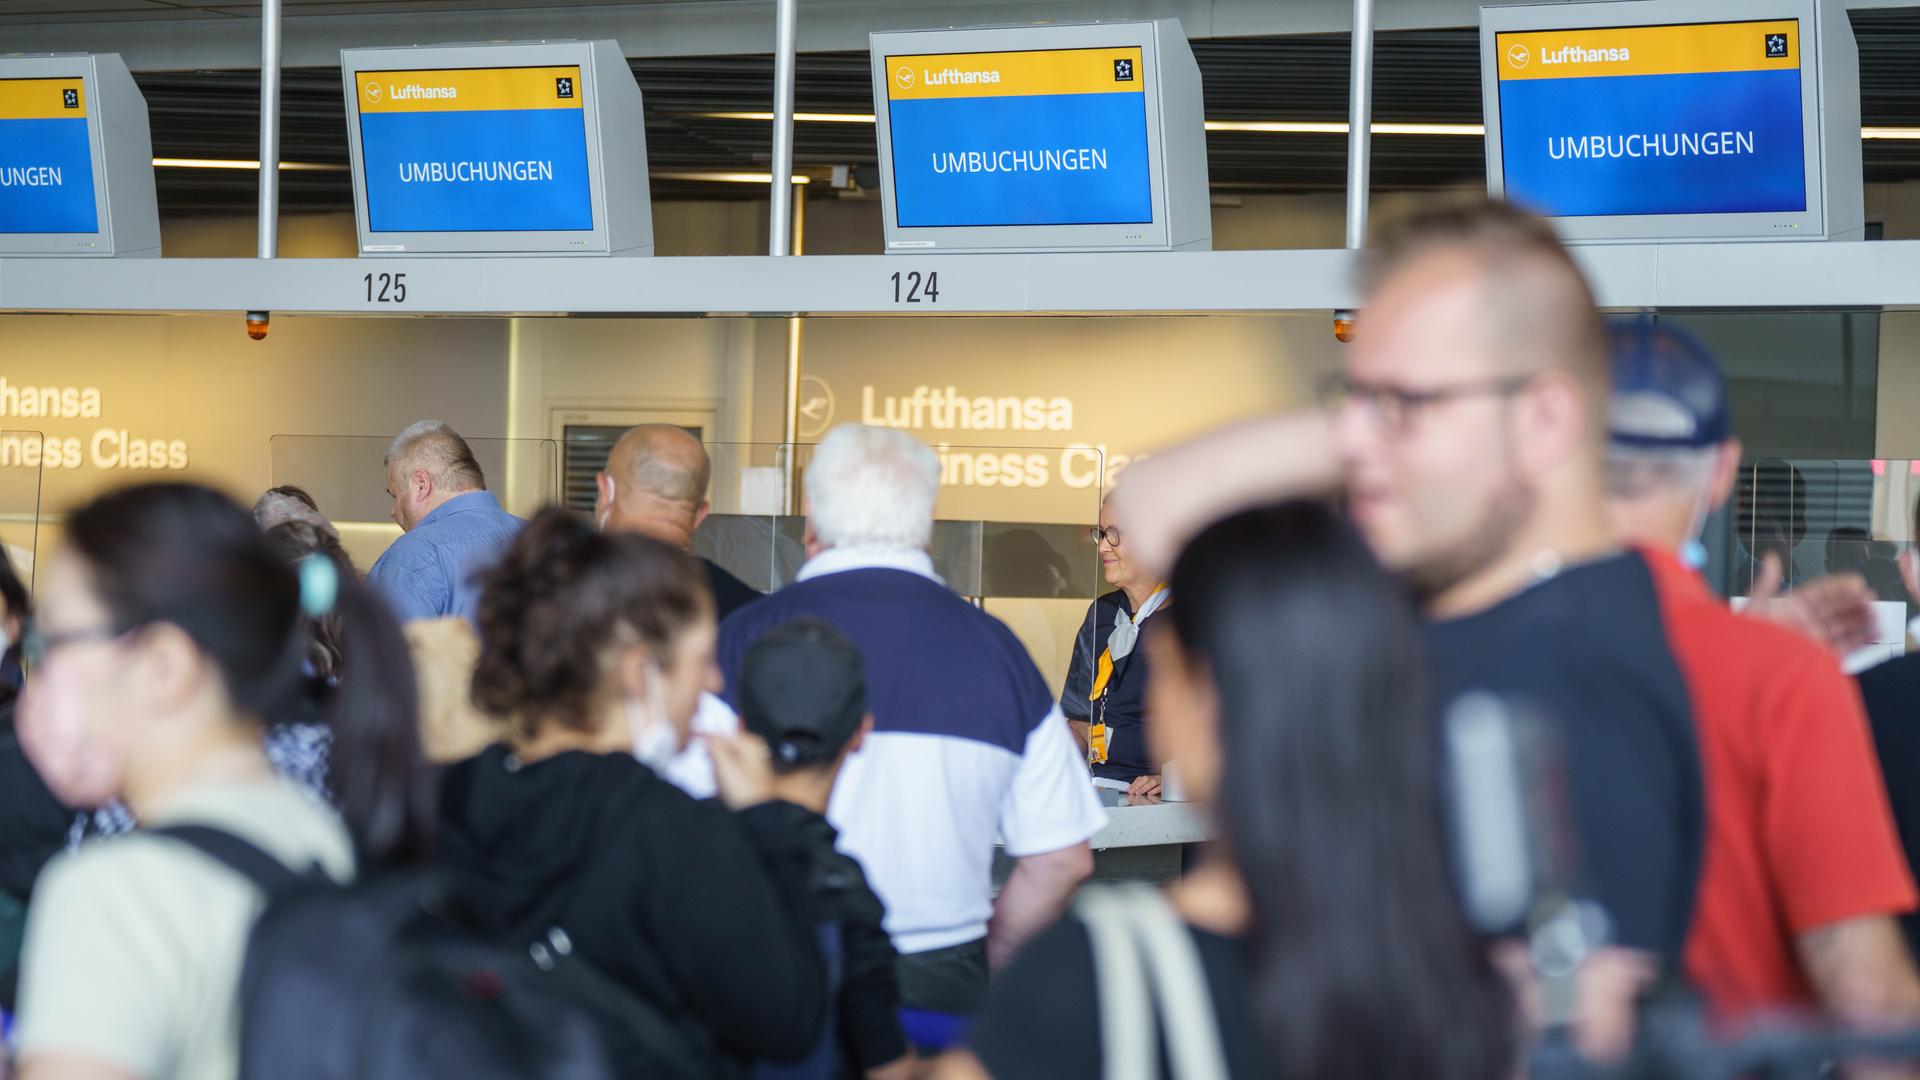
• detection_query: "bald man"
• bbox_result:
[1117,200,1706,1058]
[369,419,523,624]
[595,425,761,620]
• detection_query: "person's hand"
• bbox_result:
[705,731,775,810]
[1744,554,1878,658]
[865,1053,923,1080]
[1128,774,1162,800]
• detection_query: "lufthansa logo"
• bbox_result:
[364,81,383,102]
[1506,44,1530,69]
[894,65,915,89]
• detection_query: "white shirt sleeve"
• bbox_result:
[998,703,1108,858]
[657,692,742,799]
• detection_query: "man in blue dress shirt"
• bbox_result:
[367,420,523,625]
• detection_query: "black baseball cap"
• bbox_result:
[1607,320,1732,451]
[738,618,869,769]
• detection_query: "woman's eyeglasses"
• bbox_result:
[22,622,129,667]
[1086,526,1123,547]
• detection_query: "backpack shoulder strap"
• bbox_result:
[1076,886,1159,1080]
[146,824,308,899]
[1122,886,1232,1080]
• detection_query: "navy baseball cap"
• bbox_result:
[1607,321,1732,451]
[738,618,868,769]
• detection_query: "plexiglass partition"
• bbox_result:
[268,435,561,573]
[1718,457,1920,673]
[0,431,46,591]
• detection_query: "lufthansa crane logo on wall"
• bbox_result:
[1506,44,1530,69]
[894,66,915,90]
[798,376,835,440]
[364,81,383,102]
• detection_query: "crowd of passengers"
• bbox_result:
[6,198,1920,1079]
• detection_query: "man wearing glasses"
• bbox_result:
[1115,198,1705,1061]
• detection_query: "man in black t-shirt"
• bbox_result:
[1116,200,1706,1054]
[595,425,761,618]
[1856,496,1920,964]
[1331,202,1703,973]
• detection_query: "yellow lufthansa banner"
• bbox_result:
[0,78,87,120]
[356,66,585,114]
[885,47,1146,101]
[1496,20,1799,81]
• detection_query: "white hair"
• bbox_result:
[385,419,485,491]
[253,490,335,535]
[804,425,940,553]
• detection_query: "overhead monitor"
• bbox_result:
[0,53,159,257]
[1481,0,1863,242]
[341,40,653,256]
[870,20,1211,254]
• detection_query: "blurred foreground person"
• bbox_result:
[719,424,1104,1053]
[1116,199,1705,1058]
[11,482,430,1080]
[1857,495,1920,967]
[435,508,827,1075]
[1605,322,1920,1031]
[950,502,1515,1080]
[402,617,499,762]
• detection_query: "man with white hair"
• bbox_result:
[716,424,1104,1052]
[368,419,523,623]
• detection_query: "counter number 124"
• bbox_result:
[890,270,939,304]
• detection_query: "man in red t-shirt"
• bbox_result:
[1605,321,1920,1026]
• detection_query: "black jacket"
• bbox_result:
[704,559,764,622]
[434,745,828,1073]
[755,800,908,1072]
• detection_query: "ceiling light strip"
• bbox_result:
[685,111,1920,141]
[152,158,348,171]
[652,171,813,185]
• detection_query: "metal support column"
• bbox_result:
[247,0,282,340]
[769,0,802,509]
[781,184,806,513]
[1334,0,1375,343]
[768,0,798,257]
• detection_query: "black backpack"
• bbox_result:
[152,825,711,1080]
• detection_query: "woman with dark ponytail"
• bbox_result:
[956,502,1516,1080]
[435,507,827,1077]
[9,482,431,1080]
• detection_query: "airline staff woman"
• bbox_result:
[1061,496,1168,799]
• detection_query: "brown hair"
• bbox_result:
[1364,197,1608,430]
[473,507,712,739]
[263,520,357,682]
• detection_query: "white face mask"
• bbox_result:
[1679,474,1718,571]
[629,657,679,770]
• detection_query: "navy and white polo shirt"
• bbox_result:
[718,549,1107,956]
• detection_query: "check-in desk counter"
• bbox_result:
[995,798,1211,889]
